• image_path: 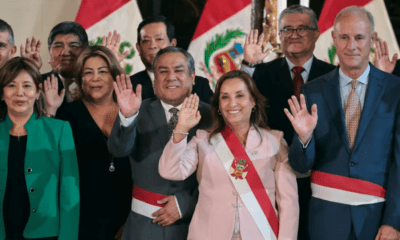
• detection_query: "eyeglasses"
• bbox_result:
[280,26,316,38]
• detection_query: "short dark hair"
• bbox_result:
[0,19,15,46]
[153,46,195,75]
[74,45,123,102]
[0,57,44,120]
[209,70,269,142]
[137,16,175,43]
[47,21,88,48]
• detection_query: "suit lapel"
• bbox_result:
[278,58,294,93]
[148,99,170,146]
[321,68,351,153]
[353,65,386,151]
[309,58,325,82]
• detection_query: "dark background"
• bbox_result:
[136,0,400,50]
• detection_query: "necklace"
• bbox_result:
[101,131,115,172]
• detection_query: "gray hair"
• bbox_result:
[153,46,195,75]
[334,6,374,36]
[278,5,319,31]
[0,19,14,46]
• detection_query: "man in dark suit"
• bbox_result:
[242,6,335,240]
[108,46,211,240]
[132,16,213,103]
[374,38,400,77]
[42,21,88,102]
[286,6,400,240]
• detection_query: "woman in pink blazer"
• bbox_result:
[159,70,299,240]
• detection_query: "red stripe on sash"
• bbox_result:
[311,171,386,198]
[221,126,279,237]
[132,185,167,207]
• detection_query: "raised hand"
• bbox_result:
[113,74,141,118]
[21,37,42,69]
[173,94,201,143]
[152,195,181,227]
[43,74,65,116]
[375,225,400,240]
[374,39,398,74]
[284,94,317,144]
[102,30,129,63]
[243,29,270,65]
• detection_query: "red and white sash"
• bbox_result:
[211,126,278,240]
[311,171,386,205]
[131,185,167,219]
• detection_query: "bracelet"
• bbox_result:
[173,130,189,135]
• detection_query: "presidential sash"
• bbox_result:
[131,185,167,219]
[311,170,386,205]
[211,125,278,240]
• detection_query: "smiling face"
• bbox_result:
[219,77,255,129]
[49,34,85,78]
[153,52,194,106]
[81,56,114,102]
[332,13,376,75]
[2,71,40,118]
[279,13,319,61]
[136,22,177,71]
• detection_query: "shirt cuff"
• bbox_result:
[240,64,256,77]
[299,135,312,148]
[174,195,183,219]
[119,110,139,127]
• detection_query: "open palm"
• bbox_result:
[176,94,201,132]
[243,29,270,64]
[284,94,318,143]
[113,74,142,118]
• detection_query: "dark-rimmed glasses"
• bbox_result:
[280,26,316,38]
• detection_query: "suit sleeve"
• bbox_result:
[288,88,317,173]
[58,122,80,240]
[107,114,138,158]
[381,100,400,230]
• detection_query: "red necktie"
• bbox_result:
[292,66,305,98]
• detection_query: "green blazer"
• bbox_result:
[0,114,79,240]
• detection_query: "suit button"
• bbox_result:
[27,168,32,173]
[32,209,36,213]
[30,188,35,193]
[349,162,355,166]
[171,184,177,188]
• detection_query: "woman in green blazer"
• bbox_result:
[0,57,79,240]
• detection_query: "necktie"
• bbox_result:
[292,66,305,98]
[345,80,361,150]
[167,108,179,136]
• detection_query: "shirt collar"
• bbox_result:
[160,100,183,112]
[286,55,314,74]
[339,64,370,88]
[147,70,155,85]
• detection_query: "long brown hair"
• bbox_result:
[74,45,123,101]
[0,57,44,120]
[208,70,268,142]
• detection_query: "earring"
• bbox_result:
[218,109,221,115]
[252,106,256,112]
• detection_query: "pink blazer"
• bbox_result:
[159,127,299,240]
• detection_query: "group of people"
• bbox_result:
[0,3,399,240]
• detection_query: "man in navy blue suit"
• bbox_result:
[286,6,400,240]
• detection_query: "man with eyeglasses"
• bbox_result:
[241,5,335,240]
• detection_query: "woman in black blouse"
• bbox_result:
[44,46,132,240]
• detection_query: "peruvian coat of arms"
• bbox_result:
[199,29,246,88]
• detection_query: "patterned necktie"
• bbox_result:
[167,108,179,136]
[345,80,361,150]
[292,66,305,98]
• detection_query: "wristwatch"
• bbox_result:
[242,59,256,68]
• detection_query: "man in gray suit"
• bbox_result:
[108,46,211,240]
